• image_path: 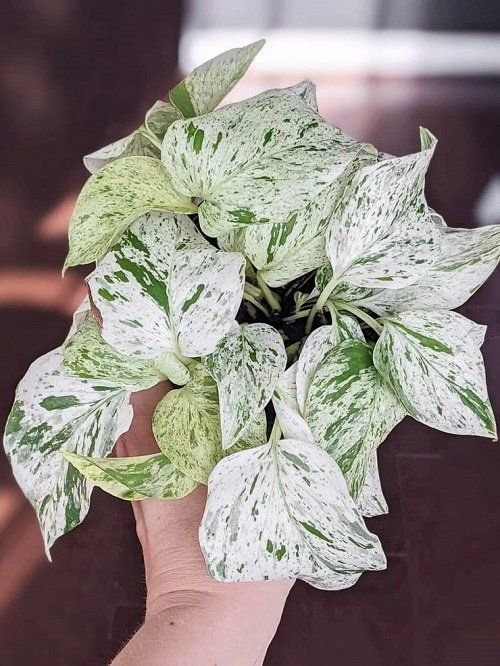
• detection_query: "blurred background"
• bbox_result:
[0,1,499,664]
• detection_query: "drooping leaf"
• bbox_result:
[357,224,500,315]
[199,438,386,589]
[306,339,405,498]
[62,452,196,500]
[169,39,265,117]
[357,452,389,518]
[373,311,496,437]
[83,101,182,173]
[62,315,162,387]
[162,88,364,237]
[153,362,266,484]
[3,348,137,552]
[204,323,287,448]
[325,128,440,288]
[87,212,245,371]
[65,157,196,270]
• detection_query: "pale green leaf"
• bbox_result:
[3,348,135,553]
[162,88,363,237]
[170,39,265,117]
[199,438,386,589]
[153,363,266,484]
[373,311,496,437]
[62,452,196,500]
[204,323,287,448]
[65,157,195,270]
[87,212,245,370]
[306,339,405,498]
[357,224,500,315]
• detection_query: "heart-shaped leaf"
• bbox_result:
[162,88,362,237]
[204,323,286,448]
[62,452,196,500]
[325,128,439,289]
[306,339,405,498]
[373,311,496,437]
[169,39,265,117]
[199,438,386,589]
[153,362,267,484]
[87,212,245,373]
[357,452,388,517]
[357,224,500,315]
[65,157,195,270]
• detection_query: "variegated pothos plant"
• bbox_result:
[4,40,499,589]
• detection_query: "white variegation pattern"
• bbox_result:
[170,40,264,117]
[357,453,389,518]
[63,452,197,500]
[325,129,439,289]
[204,323,286,448]
[153,362,267,484]
[3,349,136,553]
[199,438,386,589]
[87,212,245,372]
[357,224,500,315]
[65,157,195,270]
[273,364,314,442]
[161,88,364,237]
[306,339,405,499]
[374,311,496,437]
[83,101,181,173]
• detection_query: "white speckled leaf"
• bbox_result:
[326,129,439,288]
[273,364,314,442]
[62,452,196,500]
[87,212,245,369]
[162,88,361,237]
[62,315,162,388]
[357,452,388,518]
[306,339,405,499]
[296,315,363,414]
[204,323,287,448]
[373,311,496,437]
[3,348,135,553]
[357,224,500,315]
[316,265,372,303]
[169,40,265,117]
[65,156,195,270]
[83,101,181,173]
[199,438,386,588]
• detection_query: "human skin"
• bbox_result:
[111,383,294,666]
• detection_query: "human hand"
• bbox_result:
[112,383,293,666]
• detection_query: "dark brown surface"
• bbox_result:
[0,6,499,664]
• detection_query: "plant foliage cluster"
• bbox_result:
[4,40,499,587]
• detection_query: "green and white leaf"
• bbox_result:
[62,452,196,500]
[88,212,245,367]
[200,438,386,589]
[84,101,181,173]
[316,265,372,303]
[204,323,287,448]
[357,452,389,518]
[3,348,136,553]
[65,156,195,270]
[357,224,500,315]
[326,129,440,288]
[62,315,162,388]
[373,310,496,437]
[306,339,405,498]
[162,87,364,237]
[169,40,265,117]
[273,364,314,442]
[153,362,267,484]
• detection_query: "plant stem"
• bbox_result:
[269,418,282,444]
[334,300,383,335]
[256,271,281,312]
[243,291,271,318]
[244,282,263,300]
[283,309,312,323]
[305,274,340,334]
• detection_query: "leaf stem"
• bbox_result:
[283,309,312,323]
[269,418,282,444]
[244,282,262,300]
[305,273,340,334]
[334,300,383,335]
[256,271,281,312]
[243,291,271,318]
